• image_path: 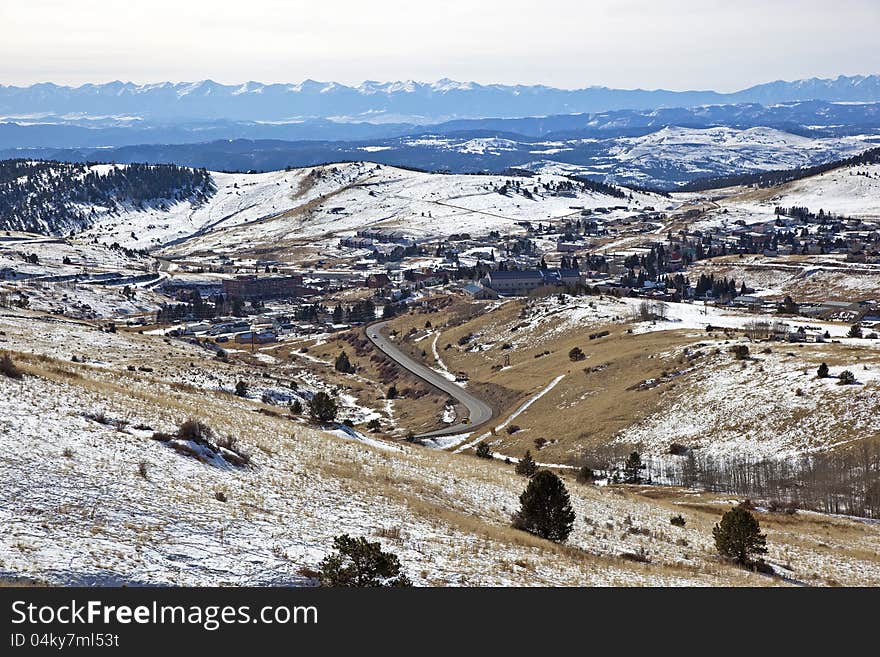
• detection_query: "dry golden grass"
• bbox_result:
[378,299,709,460]
[6,309,880,586]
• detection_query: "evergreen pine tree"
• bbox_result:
[318,535,411,587]
[334,350,355,374]
[817,362,829,378]
[309,391,338,424]
[512,470,575,542]
[623,451,644,484]
[515,450,538,477]
[712,506,767,565]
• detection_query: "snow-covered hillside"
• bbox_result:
[353,126,874,188]
[75,162,671,254]
[722,162,880,220]
[597,127,870,186]
[77,166,325,250]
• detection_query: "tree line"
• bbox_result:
[0,159,215,234]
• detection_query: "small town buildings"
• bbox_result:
[461,282,499,300]
[483,268,583,296]
[365,273,392,289]
[484,270,547,295]
[222,275,305,300]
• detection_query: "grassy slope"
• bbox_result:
[4,308,880,586]
[378,293,880,462]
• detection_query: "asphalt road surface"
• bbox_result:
[366,321,493,438]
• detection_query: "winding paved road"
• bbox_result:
[366,321,493,438]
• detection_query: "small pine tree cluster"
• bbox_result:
[623,451,644,484]
[838,370,856,385]
[576,465,595,484]
[713,506,767,565]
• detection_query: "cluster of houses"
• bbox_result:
[141,196,880,344]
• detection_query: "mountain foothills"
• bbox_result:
[7,124,878,190]
[2,145,880,586]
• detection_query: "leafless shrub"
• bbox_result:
[84,410,111,425]
[215,433,238,452]
[0,352,22,379]
[177,419,214,443]
[374,526,402,540]
[620,549,651,563]
[216,433,251,466]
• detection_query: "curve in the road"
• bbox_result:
[366,321,493,438]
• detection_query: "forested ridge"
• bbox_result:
[0,160,215,234]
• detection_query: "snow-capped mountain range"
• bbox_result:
[3,75,880,188]
[3,74,880,124]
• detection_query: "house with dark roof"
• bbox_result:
[484,270,546,295]
[483,268,585,296]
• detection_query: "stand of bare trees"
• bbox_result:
[581,442,880,519]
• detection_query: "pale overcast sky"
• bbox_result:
[2,0,878,90]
